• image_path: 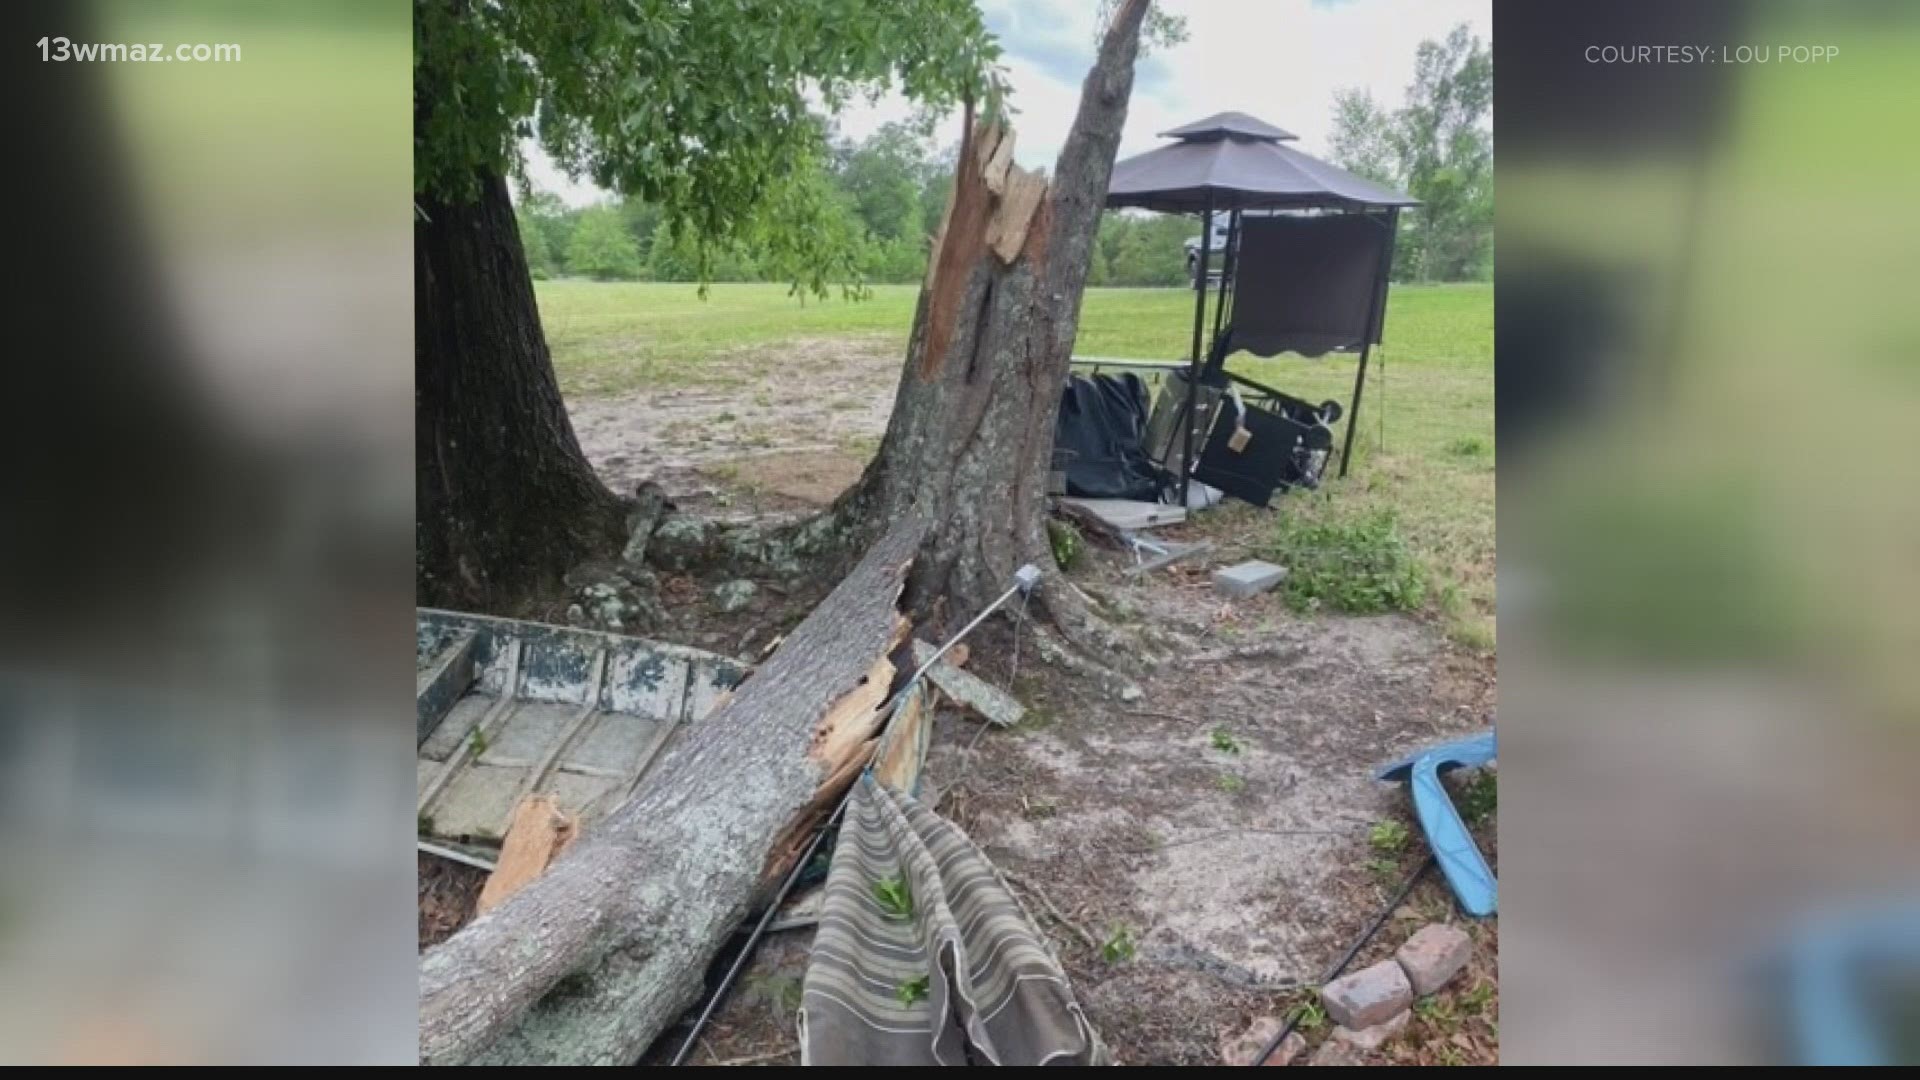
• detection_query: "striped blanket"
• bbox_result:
[798,775,1109,1066]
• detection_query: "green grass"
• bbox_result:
[537,280,1494,645]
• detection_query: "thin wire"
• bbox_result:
[1006,587,1032,693]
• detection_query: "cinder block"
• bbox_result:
[1330,1009,1409,1051]
[1212,559,1288,598]
[1320,959,1413,1030]
[1395,923,1473,996]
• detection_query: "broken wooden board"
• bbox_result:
[911,639,1025,728]
[988,167,1049,263]
[1057,496,1186,535]
[476,795,578,915]
[871,682,931,795]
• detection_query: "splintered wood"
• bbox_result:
[476,795,577,915]
[919,117,1053,376]
[870,682,931,793]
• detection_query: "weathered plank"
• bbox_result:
[911,639,1025,728]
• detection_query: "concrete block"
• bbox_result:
[1320,958,1412,1030]
[1212,559,1288,598]
[1396,923,1473,996]
[1330,1009,1410,1051]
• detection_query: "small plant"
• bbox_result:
[1366,857,1402,883]
[714,410,737,423]
[1101,925,1137,965]
[1266,505,1428,614]
[1456,770,1497,827]
[1294,997,1328,1032]
[1209,727,1243,755]
[1215,773,1247,795]
[1435,1043,1467,1066]
[1370,819,1412,856]
[1415,995,1458,1028]
[417,813,435,835]
[895,974,930,1006]
[1446,435,1488,458]
[872,874,914,920]
[467,728,490,756]
[1046,518,1084,571]
[1459,979,1495,1014]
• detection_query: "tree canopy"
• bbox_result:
[1328,23,1492,282]
[414,0,1003,292]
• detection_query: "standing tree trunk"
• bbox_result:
[827,0,1152,650]
[415,172,628,610]
[415,1,1152,1065]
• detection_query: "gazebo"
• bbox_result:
[1104,111,1418,498]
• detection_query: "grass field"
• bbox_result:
[537,280,1495,646]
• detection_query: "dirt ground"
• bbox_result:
[569,336,899,522]
[423,342,1500,1065]
[627,536,1497,1066]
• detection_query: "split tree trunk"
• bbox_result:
[416,2,1153,1064]
[828,0,1153,647]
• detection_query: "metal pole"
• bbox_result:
[1339,343,1372,480]
[1211,208,1240,347]
[1181,198,1213,508]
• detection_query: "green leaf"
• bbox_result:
[872,874,914,920]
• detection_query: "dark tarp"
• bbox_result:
[1213,213,1393,359]
[1052,372,1163,501]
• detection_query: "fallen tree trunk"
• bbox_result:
[418,520,924,1065]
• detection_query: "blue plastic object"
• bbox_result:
[1375,730,1497,917]
[1767,900,1920,1066]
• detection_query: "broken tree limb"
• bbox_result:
[417,518,926,1066]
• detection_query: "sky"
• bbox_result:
[521,0,1491,207]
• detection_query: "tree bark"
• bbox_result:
[827,0,1152,651]
[416,171,627,610]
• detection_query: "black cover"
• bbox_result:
[1052,373,1162,501]
[1215,213,1392,359]
[1194,397,1335,508]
